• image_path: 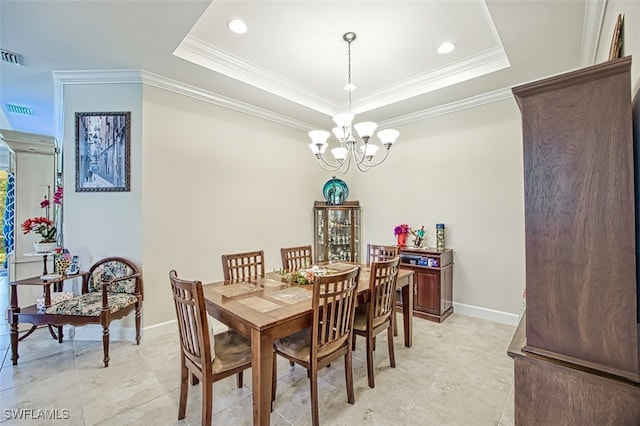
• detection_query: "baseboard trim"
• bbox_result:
[452,302,519,326]
[71,304,519,341]
[71,319,178,341]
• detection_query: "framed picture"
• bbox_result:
[75,111,131,192]
[608,13,624,61]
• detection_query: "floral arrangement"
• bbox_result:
[394,224,410,236]
[21,185,63,243]
[21,217,56,243]
[276,266,337,285]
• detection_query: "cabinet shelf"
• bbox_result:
[314,201,360,263]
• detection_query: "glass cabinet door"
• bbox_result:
[313,201,360,263]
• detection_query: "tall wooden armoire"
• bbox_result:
[508,57,640,424]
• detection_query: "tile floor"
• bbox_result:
[1,282,516,425]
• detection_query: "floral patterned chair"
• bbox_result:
[44,257,143,367]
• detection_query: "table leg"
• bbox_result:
[401,276,413,348]
[251,328,273,426]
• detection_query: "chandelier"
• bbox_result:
[308,32,399,173]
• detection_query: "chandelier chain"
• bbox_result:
[347,37,352,113]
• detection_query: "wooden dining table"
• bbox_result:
[202,262,414,426]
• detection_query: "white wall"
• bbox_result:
[355,98,525,319]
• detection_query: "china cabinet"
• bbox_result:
[508,56,640,424]
[313,201,360,263]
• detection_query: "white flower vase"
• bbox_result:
[34,242,57,253]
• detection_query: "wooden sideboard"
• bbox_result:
[398,247,453,323]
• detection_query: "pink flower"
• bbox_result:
[394,224,410,236]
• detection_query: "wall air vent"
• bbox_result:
[5,104,33,115]
[1,49,23,65]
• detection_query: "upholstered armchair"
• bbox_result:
[44,257,143,367]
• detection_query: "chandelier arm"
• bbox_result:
[316,155,344,171]
[361,147,391,168]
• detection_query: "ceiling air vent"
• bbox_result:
[5,104,32,115]
[1,49,23,65]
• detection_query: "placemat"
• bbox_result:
[238,296,280,313]
[213,282,260,297]
[269,286,312,304]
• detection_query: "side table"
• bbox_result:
[24,251,55,275]
[8,273,88,365]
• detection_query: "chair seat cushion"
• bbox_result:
[212,330,252,374]
[274,328,311,362]
[45,292,138,316]
[353,304,390,332]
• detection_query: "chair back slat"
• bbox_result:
[366,244,399,265]
[222,250,265,281]
[369,257,401,324]
[280,245,313,271]
[312,267,360,358]
[169,270,212,371]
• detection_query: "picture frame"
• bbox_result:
[608,13,624,61]
[75,111,131,192]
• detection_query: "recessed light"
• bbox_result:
[227,19,247,34]
[437,42,456,54]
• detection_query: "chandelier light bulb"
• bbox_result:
[331,147,348,163]
[359,144,380,160]
[354,122,378,139]
[332,112,354,128]
[377,129,400,147]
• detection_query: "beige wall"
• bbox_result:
[356,98,525,317]
[140,86,328,327]
[58,2,640,331]
[62,82,143,333]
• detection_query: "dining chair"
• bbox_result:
[352,256,400,388]
[272,266,361,426]
[366,244,401,336]
[221,250,265,281]
[366,244,399,265]
[169,270,252,425]
[280,245,313,271]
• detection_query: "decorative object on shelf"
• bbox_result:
[75,111,131,192]
[308,32,399,173]
[53,247,72,275]
[394,223,410,247]
[411,226,426,248]
[322,176,349,205]
[33,241,57,253]
[436,223,446,250]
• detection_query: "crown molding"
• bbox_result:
[52,69,314,131]
[174,35,337,116]
[351,47,510,115]
[53,69,516,133]
[379,87,514,128]
[176,34,510,118]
